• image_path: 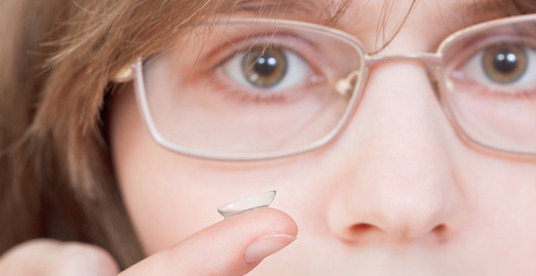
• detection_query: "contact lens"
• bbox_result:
[217,190,276,217]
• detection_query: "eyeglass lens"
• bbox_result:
[139,16,536,158]
[440,17,536,154]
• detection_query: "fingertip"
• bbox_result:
[121,206,298,276]
[56,243,120,276]
[216,207,298,273]
[244,233,297,264]
[223,207,298,237]
[0,240,120,276]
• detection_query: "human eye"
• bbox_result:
[221,44,311,95]
[466,42,535,86]
[463,41,536,89]
[447,35,536,96]
[213,34,327,103]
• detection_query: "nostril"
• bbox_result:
[345,223,451,244]
[343,223,384,244]
[432,224,447,233]
[431,224,452,243]
[350,223,376,234]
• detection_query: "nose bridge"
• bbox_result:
[327,60,464,243]
[357,61,451,203]
[354,59,447,148]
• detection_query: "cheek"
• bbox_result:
[108,87,218,254]
[107,87,311,255]
[106,83,536,270]
[455,155,536,218]
[454,155,536,258]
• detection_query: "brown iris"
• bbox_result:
[482,44,527,84]
[241,47,287,88]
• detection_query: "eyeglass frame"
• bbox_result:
[116,13,536,161]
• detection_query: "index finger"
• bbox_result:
[119,207,297,276]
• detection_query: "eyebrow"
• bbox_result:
[224,0,533,22]
[461,0,531,18]
[224,0,317,15]
[221,0,352,26]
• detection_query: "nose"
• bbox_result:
[326,62,466,244]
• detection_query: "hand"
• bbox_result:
[121,207,297,275]
[0,239,119,276]
[0,207,297,276]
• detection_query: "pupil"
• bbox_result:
[492,49,518,74]
[254,55,278,76]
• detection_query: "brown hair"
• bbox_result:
[1,0,534,270]
[0,0,232,267]
[0,0,355,268]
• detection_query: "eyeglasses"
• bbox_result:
[129,14,536,161]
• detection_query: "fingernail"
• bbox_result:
[217,190,276,218]
[244,234,297,264]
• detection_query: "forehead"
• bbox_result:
[222,0,525,52]
[226,0,520,21]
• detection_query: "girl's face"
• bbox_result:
[110,0,536,274]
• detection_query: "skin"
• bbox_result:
[2,0,535,275]
[110,0,536,275]
[111,0,536,274]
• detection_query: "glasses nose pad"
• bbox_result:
[424,63,442,100]
[335,70,360,97]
